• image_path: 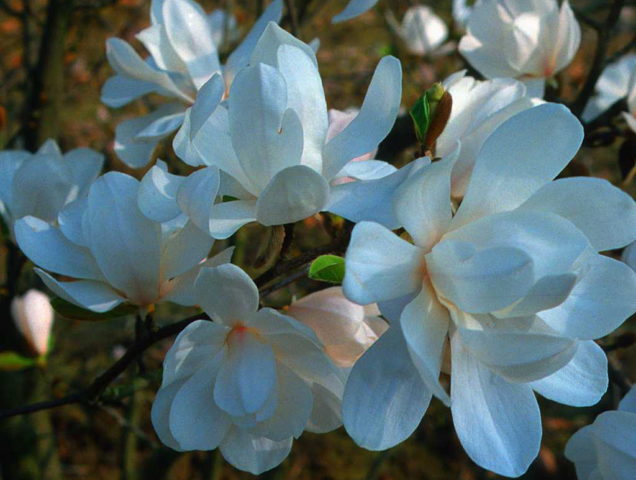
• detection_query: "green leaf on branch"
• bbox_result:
[0,351,38,371]
[409,83,452,150]
[51,297,137,321]
[309,255,345,284]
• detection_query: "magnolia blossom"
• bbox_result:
[152,264,344,474]
[14,170,230,313]
[286,287,387,367]
[332,0,378,23]
[582,54,636,122]
[452,0,476,28]
[0,139,103,237]
[622,75,636,132]
[11,289,54,356]
[459,0,581,97]
[168,23,415,239]
[342,103,636,477]
[387,6,448,56]
[102,0,282,168]
[437,71,535,197]
[566,386,636,479]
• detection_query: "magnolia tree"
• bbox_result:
[0,0,635,479]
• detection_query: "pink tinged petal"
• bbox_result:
[219,427,292,475]
[195,264,259,325]
[539,254,636,340]
[450,332,542,478]
[519,177,636,252]
[400,286,451,404]
[207,199,258,240]
[86,173,163,304]
[162,0,221,89]
[332,0,379,23]
[343,325,432,450]
[250,363,313,441]
[343,221,423,305]
[214,331,277,416]
[138,161,185,223]
[168,359,231,450]
[530,340,608,407]
[15,217,101,280]
[395,158,453,251]
[101,75,157,108]
[452,103,584,229]
[176,166,221,235]
[323,56,402,180]
[427,241,535,314]
[256,165,329,226]
[35,268,124,313]
[228,64,303,191]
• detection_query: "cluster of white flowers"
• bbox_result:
[2,0,636,477]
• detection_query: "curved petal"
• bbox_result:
[151,380,186,451]
[195,263,259,325]
[248,20,317,69]
[256,165,329,226]
[343,325,431,450]
[518,177,636,252]
[452,103,584,229]
[530,340,607,407]
[552,0,581,73]
[160,220,213,279]
[323,56,402,180]
[207,199,257,239]
[63,148,104,196]
[306,382,342,433]
[332,0,379,23]
[35,268,124,313]
[219,427,292,475]
[176,166,221,234]
[138,162,185,223]
[101,75,157,108]
[450,332,542,478]
[343,221,423,305]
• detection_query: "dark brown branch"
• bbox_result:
[0,0,21,17]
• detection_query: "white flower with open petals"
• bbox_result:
[342,103,636,477]
[0,139,103,237]
[583,54,636,122]
[174,23,410,239]
[11,289,54,356]
[387,6,448,56]
[102,0,282,168]
[566,386,636,480]
[151,264,344,474]
[286,287,387,367]
[14,170,229,313]
[459,0,581,97]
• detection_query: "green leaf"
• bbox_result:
[51,297,137,321]
[409,83,448,146]
[308,255,345,284]
[0,351,37,371]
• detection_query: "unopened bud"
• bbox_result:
[11,289,54,356]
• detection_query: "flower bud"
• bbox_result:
[11,289,54,356]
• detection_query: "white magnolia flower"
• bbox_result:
[0,139,103,237]
[437,71,536,198]
[170,23,415,239]
[583,54,636,122]
[151,264,344,474]
[341,103,636,477]
[11,289,54,356]
[14,169,230,313]
[566,386,636,480]
[387,6,448,56]
[286,287,387,367]
[459,0,581,97]
[332,0,378,23]
[452,0,476,29]
[102,0,283,168]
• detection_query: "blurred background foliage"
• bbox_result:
[0,0,635,479]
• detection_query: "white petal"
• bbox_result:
[207,199,257,239]
[452,103,584,228]
[101,75,157,108]
[518,177,636,252]
[552,0,581,73]
[619,386,636,414]
[335,159,395,181]
[63,148,104,196]
[323,56,402,180]
[400,286,451,404]
[539,254,636,340]
[15,216,100,280]
[135,23,187,73]
[248,21,316,69]
[343,325,431,450]
[169,360,231,450]
[256,165,329,226]
[332,0,379,23]
[564,427,599,480]
[36,268,124,313]
[530,340,607,407]
[57,198,88,247]
[195,263,259,324]
[86,172,162,305]
[176,166,221,234]
[343,221,422,305]
[135,112,185,141]
[451,333,542,478]
[219,427,292,475]
[0,150,30,212]
[138,163,185,222]
[160,220,213,279]
[214,331,277,416]
[306,382,342,433]
[398,6,448,55]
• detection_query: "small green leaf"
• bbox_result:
[409,94,430,144]
[409,83,449,147]
[308,255,345,284]
[51,297,137,321]
[0,351,37,371]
